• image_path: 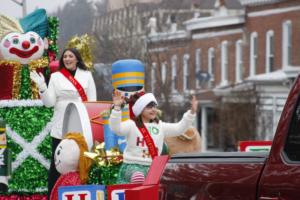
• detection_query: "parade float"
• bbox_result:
[0,9,58,199]
[0,8,201,200]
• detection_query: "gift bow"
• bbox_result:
[84,142,123,166]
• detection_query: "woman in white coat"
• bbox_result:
[30,48,96,198]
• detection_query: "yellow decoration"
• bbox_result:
[0,58,49,70]
[28,57,49,70]
[0,14,24,40]
[12,64,21,99]
[66,34,94,70]
[84,142,123,166]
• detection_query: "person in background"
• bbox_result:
[109,91,197,183]
[30,48,96,198]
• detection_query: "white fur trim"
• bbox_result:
[132,93,157,117]
[0,100,44,108]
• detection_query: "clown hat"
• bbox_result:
[0,15,23,41]
[19,8,48,38]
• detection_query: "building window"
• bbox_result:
[183,54,190,90]
[195,49,201,88]
[250,32,258,76]
[171,55,177,92]
[282,20,292,67]
[208,48,215,88]
[208,48,215,81]
[221,41,228,86]
[151,62,156,93]
[235,40,243,83]
[161,62,167,84]
[266,30,275,73]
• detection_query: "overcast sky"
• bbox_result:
[1,0,100,19]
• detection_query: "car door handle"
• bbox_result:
[259,197,279,200]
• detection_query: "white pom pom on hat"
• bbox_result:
[132,93,157,117]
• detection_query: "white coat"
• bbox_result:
[40,68,96,139]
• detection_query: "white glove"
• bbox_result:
[30,71,47,92]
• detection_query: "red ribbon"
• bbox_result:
[136,122,158,159]
[60,68,87,101]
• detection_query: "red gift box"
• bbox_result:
[107,183,141,200]
[144,155,169,185]
[125,185,159,200]
[107,155,169,200]
[125,155,169,200]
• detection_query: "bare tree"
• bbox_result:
[53,0,95,52]
[145,37,189,122]
[93,7,146,63]
[214,87,260,151]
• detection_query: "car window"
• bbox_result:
[284,96,300,161]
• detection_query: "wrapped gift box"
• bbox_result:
[107,183,141,200]
[107,155,169,200]
[58,185,105,200]
[125,184,159,200]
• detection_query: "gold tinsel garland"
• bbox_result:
[12,64,21,99]
[66,34,94,70]
[0,58,49,99]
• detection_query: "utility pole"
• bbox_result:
[10,0,27,17]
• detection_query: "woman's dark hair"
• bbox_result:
[126,92,159,127]
[59,48,87,70]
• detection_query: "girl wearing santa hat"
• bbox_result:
[109,91,197,183]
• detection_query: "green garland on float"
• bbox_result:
[88,164,121,185]
[19,65,32,100]
[0,106,53,194]
[48,17,59,56]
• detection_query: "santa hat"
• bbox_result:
[132,93,157,117]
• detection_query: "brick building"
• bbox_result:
[146,0,300,151]
[92,0,210,63]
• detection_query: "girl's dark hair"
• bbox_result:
[134,115,159,128]
[59,48,87,70]
[127,92,159,127]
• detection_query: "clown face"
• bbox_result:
[54,139,80,175]
[0,31,45,64]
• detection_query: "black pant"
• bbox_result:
[47,137,61,199]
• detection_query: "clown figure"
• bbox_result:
[0,31,45,64]
[0,9,49,100]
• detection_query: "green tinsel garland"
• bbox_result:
[88,164,121,186]
[0,107,53,142]
[9,157,48,193]
[19,65,32,99]
[0,106,53,193]
[48,17,59,56]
